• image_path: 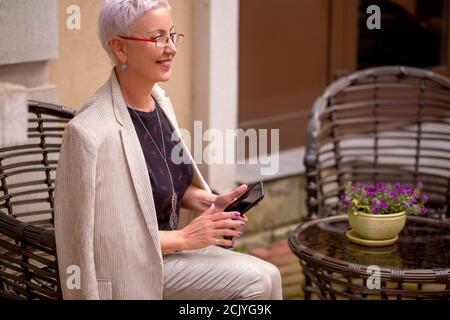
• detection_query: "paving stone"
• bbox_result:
[243,175,307,233]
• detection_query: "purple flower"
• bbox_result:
[376,182,387,191]
[420,205,428,214]
[343,199,351,209]
[400,186,413,196]
[342,181,429,216]
[352,182,364,191]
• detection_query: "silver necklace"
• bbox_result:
[130,103,178,230]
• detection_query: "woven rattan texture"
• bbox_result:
[0,101,75,300]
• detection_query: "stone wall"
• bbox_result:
[0,0,58,103]
[235,174,308,250]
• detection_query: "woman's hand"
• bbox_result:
[213,184,249,224]
[181,185,218,213]
[181,184,249,216]
[213,184,248,211]
[178,204,246,249]
[162,184,252,253]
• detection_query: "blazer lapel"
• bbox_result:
[109,69,162,258]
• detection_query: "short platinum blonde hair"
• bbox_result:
[99,0,171,61]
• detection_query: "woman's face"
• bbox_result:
[125,7,177,83]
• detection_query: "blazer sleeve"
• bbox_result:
[54,122,99,300]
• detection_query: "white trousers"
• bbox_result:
[163,245,283,300]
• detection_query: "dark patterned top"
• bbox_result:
[128,100,193,230]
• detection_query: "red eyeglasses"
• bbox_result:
[119,33,185,48]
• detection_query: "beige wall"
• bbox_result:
[50,0,194,131]
[50,0,111,110]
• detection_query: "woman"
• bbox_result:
[54,0,282,300]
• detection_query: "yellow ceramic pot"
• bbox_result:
[348,211,406,240]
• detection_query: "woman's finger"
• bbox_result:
[214,184,248,210]
[210,211,242,222]
[212,218,245,230]
[227,184,248,200]
[214,237,235,248]
[212,228,243,238]
[201,203,217,215]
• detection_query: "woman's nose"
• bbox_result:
[165,40,177,55]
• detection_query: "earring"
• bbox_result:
[121,62,128,72]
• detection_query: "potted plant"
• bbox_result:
[340,182,428,246]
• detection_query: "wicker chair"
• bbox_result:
[300,65,450,298]
[0,100,75,300]
[305,65,450,220]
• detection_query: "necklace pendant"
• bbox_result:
[131,106,179,230]
[169,192,178,230]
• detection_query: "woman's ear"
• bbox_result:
[109,37,127,64]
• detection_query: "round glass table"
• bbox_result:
[288,215,450,300]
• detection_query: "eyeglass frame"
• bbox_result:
[118,33,185,48]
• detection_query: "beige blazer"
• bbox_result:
[54,69,211,300]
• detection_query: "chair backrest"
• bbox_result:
[0,100,75,300]
[304,66,450,220]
